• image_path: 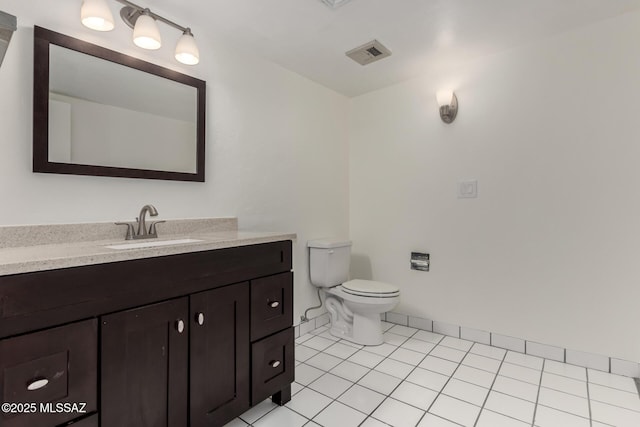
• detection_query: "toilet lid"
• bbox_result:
[342,279,399,297]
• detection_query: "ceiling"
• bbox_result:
[144,0,640,97]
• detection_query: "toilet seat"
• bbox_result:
[341,279,399,298]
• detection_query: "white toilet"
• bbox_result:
[308,239,400,345]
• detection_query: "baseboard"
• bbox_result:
[381,311,640,379]
[294,311,640,379]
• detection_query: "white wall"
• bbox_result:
[349,10,640,362]
[0,0,349,321]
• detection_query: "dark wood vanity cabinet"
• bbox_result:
[189,283,250,427]
[250,273,295,405]
[101,298,189,427]
[101,283,252,427]
[0,320,98,427]
[0,240,293,427]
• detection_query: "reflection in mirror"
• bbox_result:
[49,45,197,173]
[34,26,206,181]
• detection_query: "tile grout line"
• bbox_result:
[413,336,475,427]
[281,323,640,427]
[382,314,640,381]
[530,366,628,426]
[472,346,508,427]
[371,332,560,425]
[287,357,357,425]
[308,328,617,419]
[276,386,318,426]
[294,328,429,426]
[585,370,596,427]
[292,333,367,423]
[587,396,640,414]
[278,331,483,426]
[356,329,441,426]
[241,401,282,426]
[529,358,544,427]
[322,335,392,424]
[363,331,447,426]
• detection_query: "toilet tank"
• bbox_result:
[307,239,352,288]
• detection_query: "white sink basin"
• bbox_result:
[105,238,204,250]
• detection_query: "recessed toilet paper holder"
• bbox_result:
[411,252,430,271]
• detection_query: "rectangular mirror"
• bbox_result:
[33,26,206,181]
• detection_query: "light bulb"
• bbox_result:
[175,29,199,65]
[436,90,454,107]
[81,0,114,31]
[133,11,161,50]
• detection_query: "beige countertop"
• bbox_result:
[0,218,296,275]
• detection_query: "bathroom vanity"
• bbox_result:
[0,218,295,427]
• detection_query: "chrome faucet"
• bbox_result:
[115,204,165,240]
[137,204,157,237]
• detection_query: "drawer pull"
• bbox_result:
[196,312,205,326]
[269,360,281,368]
[176,319,185,333]
[268,301,280,308]
[27,378,49,391]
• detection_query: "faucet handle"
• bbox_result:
[115,222,135,240]
[148,220,166,236]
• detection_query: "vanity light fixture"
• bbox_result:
[131,9,161,50]
[436,90,458,124]
[80,0,200,65]
[174,29,200,66]
[81,0,115,31]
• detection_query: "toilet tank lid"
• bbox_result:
[307,239,352,249]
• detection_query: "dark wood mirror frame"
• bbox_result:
[33,26,206,182]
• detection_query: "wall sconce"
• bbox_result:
[80,0,200,65]
[436,90,458,124]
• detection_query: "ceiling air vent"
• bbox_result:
[320,0,353,9]
[345,39,391,66]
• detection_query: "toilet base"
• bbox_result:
[323,287,399,347]
[329,311,384,346]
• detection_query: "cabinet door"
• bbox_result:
[190,282,250,427]
[101,298,188,427]
[0,319,97,427]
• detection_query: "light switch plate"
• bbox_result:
[458,180,478,198]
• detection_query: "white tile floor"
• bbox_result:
[227,323,640,427]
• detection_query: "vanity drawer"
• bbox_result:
[0,319,97,427]
[250,272,293,341]
[251,327,294,405]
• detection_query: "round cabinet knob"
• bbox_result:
[27,378,49,391]
[176,319,185,333]
[268,301,280,308]
[269,360,281,368]
[196,312,205,326]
